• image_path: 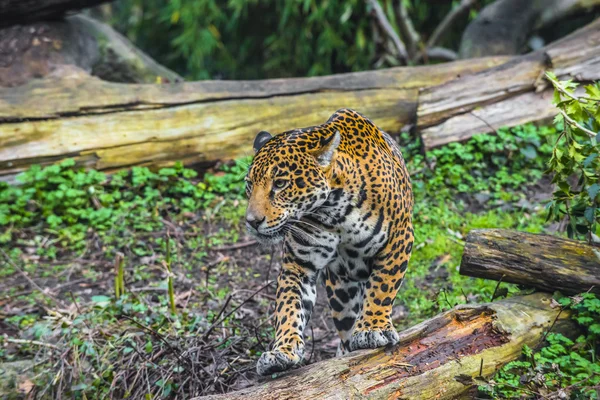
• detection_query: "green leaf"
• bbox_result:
[552,89,561,105]
[583,153,598,167]
[588,183,600,200]
[91,295,111,304]
[585,83,600,100]
[519,145,537,160]
[584,206,595,223]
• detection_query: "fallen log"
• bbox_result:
[1,20,599,181]
[0,56,509,181]
[0,0,112,28]
[460,229,600,295]
[418,18,600,149]
[194,293,574,400]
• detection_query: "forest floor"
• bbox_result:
[0,124,571,398]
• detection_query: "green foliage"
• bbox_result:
[0,123,572,397]
[407,123,557,201]
[479,293,600,399]
[0,158,250,258]
[545,72,600,240]
[109,0,493,80]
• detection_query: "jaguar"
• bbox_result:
[244,108,413,375]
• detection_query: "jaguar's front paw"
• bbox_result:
[256,347,303,376]
[349,328,399,352]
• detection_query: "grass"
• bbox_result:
[0,123,598,399]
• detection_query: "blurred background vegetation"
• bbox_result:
[104,0,498,80]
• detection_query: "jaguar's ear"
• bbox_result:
[253,131,272,153]
[312,130,341,167]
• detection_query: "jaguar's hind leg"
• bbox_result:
[324,268,365,355]
[349,227,413,352]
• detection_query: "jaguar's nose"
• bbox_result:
[246,213,266,230]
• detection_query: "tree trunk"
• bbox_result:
[460,229,600,295]
[0,15,182,87]
[459,0,600,58]
[417,18,600,149]
[193,293,574,400]
[0,0,113,27]
[0,19,599,181]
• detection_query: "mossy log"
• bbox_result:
[1,20,599,181]
[193,293,574,400]
[0,56,509,181]
[460,229,600,295]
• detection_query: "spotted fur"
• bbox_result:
[245,109,414,376]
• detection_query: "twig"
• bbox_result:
[212,240,257,252]
[129,286,167,293]
[3,337,61,351]
[367,0,407,62]
[559,109,596,138]
[427,0,477,48]
[202,294,233,339]
[202,281,275,341]
[440,289,455,309]
[3,278,91,300]
[416,47,458,63]
[120,315,187,365]
[0,247,62,305]
[547,73,586,103]
[469,111,499,135]
[490,274,505,302]
[308,325,316,364]
[536,307,564,350]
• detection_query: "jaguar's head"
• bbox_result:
[244,126,340,245]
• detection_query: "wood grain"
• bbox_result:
[460,229,600,295]
[194,294,574,400]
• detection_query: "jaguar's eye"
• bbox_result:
[273,179,288,191]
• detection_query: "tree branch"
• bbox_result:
[395,0,421,58]
[3,337,61,351]
[367,0,408,62]
[416,47,458,63]
[559,109,597,138]
[427,0,477,48]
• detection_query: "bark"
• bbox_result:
[193,293,575,400]
[0,0,112,27]
[0,56,510,181]
[418,18,600,149]
[459,0,600,58]
[460,229,600,295]
[0,15,182,87]
[0,19,598,181]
